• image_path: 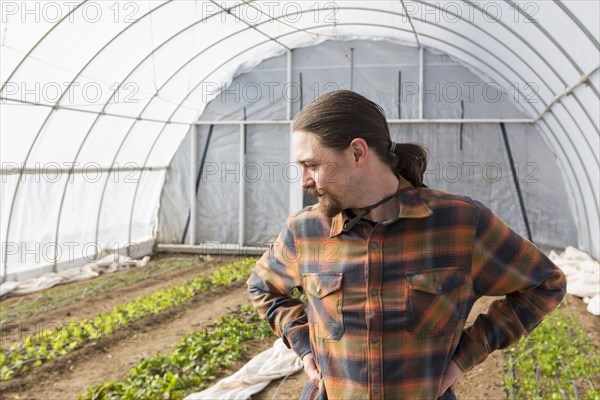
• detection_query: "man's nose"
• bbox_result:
[301,169,315,189]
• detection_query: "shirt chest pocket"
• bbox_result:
[407,267,467,337]
[303,272,344,341]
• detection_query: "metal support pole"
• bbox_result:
[419,46,424,119]
[398,70,402,119]
[239,123,246,246]
[289,123,303,214]
[350,47,355,90]
[286,48,303,214]
[500,123,533,242]
[157,243,268,256]
[189,124,197,245]
[190,118,534,125]
[287,50,292,120]
[1,254,5,282]
[299,72,304,110]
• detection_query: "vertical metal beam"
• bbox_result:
[419,46,424,119]
[239,123,246,246]
[299,72,304,111]
[289,123,303,215]
[397,70,402,119]
[189,124,198,245]
[287,50,303,214]
[500,123,533,242]
[286,50,292,120]
[350,47,355,90]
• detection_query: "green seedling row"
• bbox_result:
[0,257,257,381]
[79,305,272,400]
[503,304,600,400]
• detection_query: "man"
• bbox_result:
[246,90,566,399]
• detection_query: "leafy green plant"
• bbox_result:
[503,303,600,399]
[79,305,273,400]
[0,257,257,381]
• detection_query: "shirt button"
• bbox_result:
[435,283,443,292]
[370,242,379,249]
[316,286,321,294]
[371,336,379,343]
[371,289,379,296]
[373,386,380,394]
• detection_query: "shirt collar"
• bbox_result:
[329,175,432,237]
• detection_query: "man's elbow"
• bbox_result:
[548,263,568,304]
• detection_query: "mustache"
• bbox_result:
[307,187,326,198]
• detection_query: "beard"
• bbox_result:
[308,187,343,218]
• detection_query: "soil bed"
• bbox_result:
[1,253,597,400]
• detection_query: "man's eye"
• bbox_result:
[306,164,318,170]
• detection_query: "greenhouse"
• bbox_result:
[0,1,598,399]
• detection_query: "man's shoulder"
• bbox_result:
[416,186,484,212]
[285,203,331,232]
[289,203,322,220]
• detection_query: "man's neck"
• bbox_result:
[350,171,401,223]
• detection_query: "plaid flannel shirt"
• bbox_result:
[247,175,566,400]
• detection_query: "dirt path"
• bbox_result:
[0,283,250,400]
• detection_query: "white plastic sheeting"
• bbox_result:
[184,338,303,400]
[0,254,150,298]
[1,1,598,281]
[549,246,600,316]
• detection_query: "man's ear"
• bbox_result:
[349,138,368,165]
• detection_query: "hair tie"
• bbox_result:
[389,141,397,155]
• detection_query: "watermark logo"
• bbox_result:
[1,1,140,24]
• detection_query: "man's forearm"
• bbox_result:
[247,270,311,358]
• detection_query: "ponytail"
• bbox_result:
[390,142,429,187]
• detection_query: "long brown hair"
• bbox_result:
[292,90,428,187]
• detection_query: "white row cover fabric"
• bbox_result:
[0,254,150,298]
[1,1,598,281]
[184,338,303,400]
[549,246,600,316]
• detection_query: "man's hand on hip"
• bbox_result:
[439,360,463,396]
[302,353,321,386]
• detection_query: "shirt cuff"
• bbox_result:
[451,329,490,373]
[284,324,312,359]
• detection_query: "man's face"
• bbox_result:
[292,131,357,217]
